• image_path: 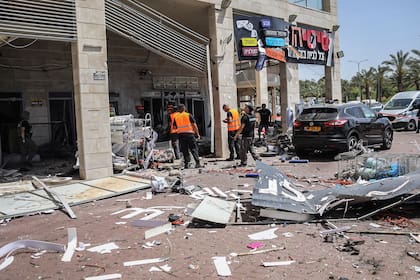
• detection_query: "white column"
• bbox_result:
[71,0,113,179]
[280,63,300,133]
[325,31,342,102]
[255,67,269,106]
[208,6,237,158]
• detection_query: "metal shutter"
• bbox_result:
[0,0,77,41]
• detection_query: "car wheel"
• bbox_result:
[407,120,416,131]
[295,149,309,158]
[381,127,393,150]
[346,134,359,152]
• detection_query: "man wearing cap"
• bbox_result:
[233,104,261,166]
[167,104,180,159]
[173,104,202,169]
[222,104,241,161]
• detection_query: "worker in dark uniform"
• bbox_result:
[233,104,261,167]
[17,110,37,169]
[222,104,241,161]
[257,103,271,140]
[173,104,202,169]
[167,104,180,159]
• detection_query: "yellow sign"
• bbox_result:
[241,37,258,47]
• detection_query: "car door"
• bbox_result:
[360,105,383,144]
[345,106,370,141]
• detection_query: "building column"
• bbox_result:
[325,32,342,102]
[71,0,113,179]
[255,67,269,107]
[279,63,300,133]
[208,6,237,158]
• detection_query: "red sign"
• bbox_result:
[265,48,286,62]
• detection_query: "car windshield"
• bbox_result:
[298,107,338,121]
[384,98,412,110]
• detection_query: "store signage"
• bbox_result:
[241,37,258,47]
[264,37,285,47]
[265,48,286,62]
[241,47,259,57]
[263,30,288,38]
[260,19,271,28]
[233,13,334,66]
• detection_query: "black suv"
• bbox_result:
[293,103,393,156]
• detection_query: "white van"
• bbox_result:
[380,91,420,130]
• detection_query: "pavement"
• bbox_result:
[0,131,419,279]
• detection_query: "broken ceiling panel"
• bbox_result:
[191,196,236,224]
[0,175,151,219]
[252,162,420,217]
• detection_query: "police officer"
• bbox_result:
[233,104,261,167]
[173,104,202,169]
[222,104,241,161]
[167,104,180,159]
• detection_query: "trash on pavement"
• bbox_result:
[248,228,278,240]
[191,196,236,224]
[87,242,119,254]
[212,256,232,277]
[262,260,295,267]
[0,240,65,271]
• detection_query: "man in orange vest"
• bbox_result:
[173,104,202,169]
[167,104,180,160]
[222,104,241,161]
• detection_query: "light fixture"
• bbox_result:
[288,14,298,23]
[221,0,232,9]
[332,25,340,31]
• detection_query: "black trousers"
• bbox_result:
[170,133,180,159]
[228,130,240,159]
[178,133,200,166]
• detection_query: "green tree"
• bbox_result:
[382,50,410,92]
[407,49,420,90]
[374,66,390,102]
[359,67,376,100]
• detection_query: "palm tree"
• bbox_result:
[407,49,420,90]
[374,66,389,102]
[359,67,376,100]
[382,50,410,92]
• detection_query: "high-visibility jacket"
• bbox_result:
[169,112,179,134]
[227,109,241,131]
[175,112,194,134]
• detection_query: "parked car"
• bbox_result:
[362,99,383,113]
[293,103,393,156]
[380,91,420,131]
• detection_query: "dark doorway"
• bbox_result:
[0,93,22,154]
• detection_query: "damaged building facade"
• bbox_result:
[0,0,341,179]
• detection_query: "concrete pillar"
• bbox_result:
[255,67,269,107]
[325,28,342,101]
[71,0,113,179]
[208,6,237,158]
[279,63,300,133]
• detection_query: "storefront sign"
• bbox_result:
[233,13,333,66]
[265,37,285,47]
[265,48,286,62]
[241,47,259,57]
[241,37,258,47]
[263,30,288,38]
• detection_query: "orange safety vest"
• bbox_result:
[175,112,194,134]
[169,112,179,134]
[228,109,241,131]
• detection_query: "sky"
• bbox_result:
[300,0,420,81]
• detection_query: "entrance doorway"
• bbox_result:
[0,93,23,155]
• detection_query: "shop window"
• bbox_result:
[289,0,326,11]
[49,92,76,147]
